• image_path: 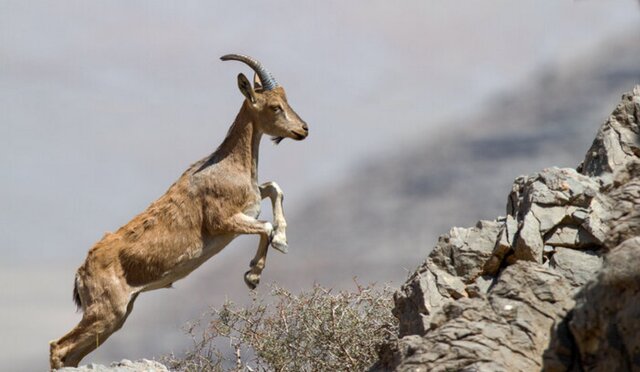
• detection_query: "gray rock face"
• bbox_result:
[504,167,603,265]
[373,87,640,371]
[544,238,640,372]
[393,220,502,337]
[544,159,640,371]
[579,86,640,178]
[56,359,169,372]
[386,262,574,372]
[603,160,640,249]
[548,248,602,289]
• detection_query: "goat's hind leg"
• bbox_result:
[260,181,288,253]
[49,311,96,369]
[50,287,136,368]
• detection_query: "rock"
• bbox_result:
[392,267,442,337]
[373,87,640,371]
[484,215,517,275]
[569,238,640,370]
[378,262,574,372]
[579,86,640,177]
[548,248,602,288]
[430,221,502,283]
[544,225,599,249]
[505,167,602,266]
[543,161,640,371]
[56,359,170,372]
[393,220,502,337]
[465,275,493,298]
[511,168,599,209]
[531,204,572,233]
[604,161,640,249]
[544,238,640,371]
[582,195,610,245]
[514,211,544,262]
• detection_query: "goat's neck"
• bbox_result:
[216,105,262,184]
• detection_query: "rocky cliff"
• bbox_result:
[372,87,640,371]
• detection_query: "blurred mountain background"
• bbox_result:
[289,32,640,284]
[1,1,639,370]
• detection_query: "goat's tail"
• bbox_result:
[73,274,82,312]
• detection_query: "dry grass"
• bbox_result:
[163,281,398,372]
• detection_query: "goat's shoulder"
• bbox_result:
[191,162,255,198]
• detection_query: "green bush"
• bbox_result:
[164,281,398,371]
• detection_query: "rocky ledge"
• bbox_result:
[372,86,640,372]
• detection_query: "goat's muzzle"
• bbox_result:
[292,123,309,141]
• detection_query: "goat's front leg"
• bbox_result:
[223,213,274,239]
[244,234,269,290]
[260,181,288,254]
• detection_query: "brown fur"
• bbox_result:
[49,76,308,369]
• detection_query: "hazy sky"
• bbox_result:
[1,1,639,369]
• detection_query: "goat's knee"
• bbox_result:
[260,181,283,199]
[270,231,288,253]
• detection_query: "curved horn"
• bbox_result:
[220,54,278,91]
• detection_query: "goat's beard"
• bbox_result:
[271,136,284,145]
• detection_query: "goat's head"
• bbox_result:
[221,54,308,144]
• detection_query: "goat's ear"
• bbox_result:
[237,73,256,104]
[253,73,263,90]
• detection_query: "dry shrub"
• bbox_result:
[164,281,398,371]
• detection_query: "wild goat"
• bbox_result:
[49,54,308,369]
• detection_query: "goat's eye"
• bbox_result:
[271,106,282,113]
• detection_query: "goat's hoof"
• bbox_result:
[271,234,288,254]
[244,270,260,290]
[49,340,64,370]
